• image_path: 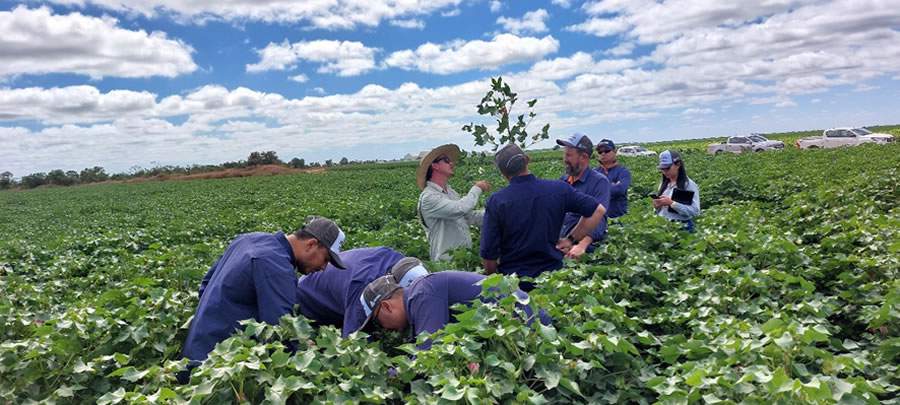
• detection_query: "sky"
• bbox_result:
[1,0,899,176]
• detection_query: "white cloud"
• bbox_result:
[384,34,559,74]
[566,16,629,37]
[45,0,463,30]
[490,1,502,13]
[682,108,713,115]
[441,9,461,17]
[246,40,378,76]
[604,42,635,56]
[552,0,572,8]
[526,52,636,81]
[496,9,549,35]
[0,6,196,79]
[289,74,309,83]
[310,87,326,95]
[389,19,425,29]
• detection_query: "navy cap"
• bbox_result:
[556,133,593,156]
[596,139,616,152]
[494,144,528,177]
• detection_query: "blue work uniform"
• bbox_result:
[597,164,631,218]
[404,271,550,350]
[293,247,404,336]
[480,174,600,289]
[560,168,610,249]
[184,232,299,361]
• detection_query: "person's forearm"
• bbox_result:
[577,235,593,249]
[570,205,606,240]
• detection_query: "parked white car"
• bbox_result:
[707,134,785,154]
[796,127,894,149]
[617,145,657,157]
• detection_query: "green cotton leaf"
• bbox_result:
[270,349,290,368]
[527,99,537,108]
[650,271,669,286]
[761,318,785,335]
[523,355,535,371]
[768,368,793,394]
[801,325,830,343]
[659,343,682,364]
[538,324,557,341]
[536,365,561,389]
[97,388,126,405]
[702,393,723,403]
[266,376,290,405]
[54,385,78,398]
[775,332,794,350]
[73,359,94,374]
[684,368,707,387]
[560,378,584,398]
[802,378,832,402]
[440,383,465,401]
[831,378,854,401]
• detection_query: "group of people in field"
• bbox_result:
[178,134,701,382]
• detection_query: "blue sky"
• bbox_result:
[1,0,899,175]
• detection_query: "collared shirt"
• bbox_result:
[185,231,298,361]
[656,178,701,221]
[418,181,483,261]
[559,168,610,244]
[295,247,404,333]
[597,164,631,218]
[480,174,600,280]
[404,271,547,350]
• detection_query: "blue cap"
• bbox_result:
[556,133,593,156]
[596,139,615,151]
[658,150,682,169]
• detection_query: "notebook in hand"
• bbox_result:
[667,188,695,214]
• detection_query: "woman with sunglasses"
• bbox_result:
[651,150,700,232]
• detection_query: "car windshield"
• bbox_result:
[851,128,872,136]
[635,146,646,152]
[749,135,767,142]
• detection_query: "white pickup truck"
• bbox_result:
[707,134,785,154]
[796,127,894,149]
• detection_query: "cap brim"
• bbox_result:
[658,164,672,169]
[416,144,460,190]
[328,250,346,269]
[354,285,401,334]
[555,139,575,148]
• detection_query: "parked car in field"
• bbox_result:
[707,134,785,154]
[796,127,894,149]
[617,145,657,157]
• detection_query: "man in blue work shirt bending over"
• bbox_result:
[183,217,346,364]
[596,139,631,219]
[556,133,610,259]
[480,143,606,291]
[355,271,550,350]
[295,248,429,337]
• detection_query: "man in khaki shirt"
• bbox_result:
[416,144,490,261]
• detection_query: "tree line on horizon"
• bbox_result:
[0,151,364,190]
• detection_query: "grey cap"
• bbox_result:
[556,133,593,156]
[494,144,528,177]
[302,217,346,269]
[356,275,402,333]
[390,257,429,287]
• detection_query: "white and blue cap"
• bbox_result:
[389,257,429,287]
[657,150,682,169]
[556,133,593,156]
[357,275,402,332]
[301,216,347,269]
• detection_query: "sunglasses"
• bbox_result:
[433,156,451,164]
[598,149,614,154]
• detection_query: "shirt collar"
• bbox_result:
[510,173,536,184]
[425,181,448,193]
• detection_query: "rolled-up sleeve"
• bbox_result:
[420,186,482,222]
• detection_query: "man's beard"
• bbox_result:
[565,162,583,177]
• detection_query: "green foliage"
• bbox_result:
[1,141,898,403]
[462,76,550,151]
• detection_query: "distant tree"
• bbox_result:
[339,157,349,165]
[248,150,282,166]
[0,171,13,190]
[21,173,47,189]
[47,169,77,186]
[79,166,108,183]
[324,159,333,167]
[289,158,306,169]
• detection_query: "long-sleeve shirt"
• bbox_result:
[404,271,550,350]
[480,174,600,281]
[418,181,483,261]
[656,178,701,221]
[597,164,631,218]
[295,247,404,331]
[185,232,298,361]
[559,168,610,244]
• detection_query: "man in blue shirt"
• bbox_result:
[480,144,606,290]
[556,133,610,259]
[355,271,550,350]
[294,247,429,337]
[596,139,632,219]
[183,217,346,363]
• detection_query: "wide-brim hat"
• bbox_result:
[416,144,461,190]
